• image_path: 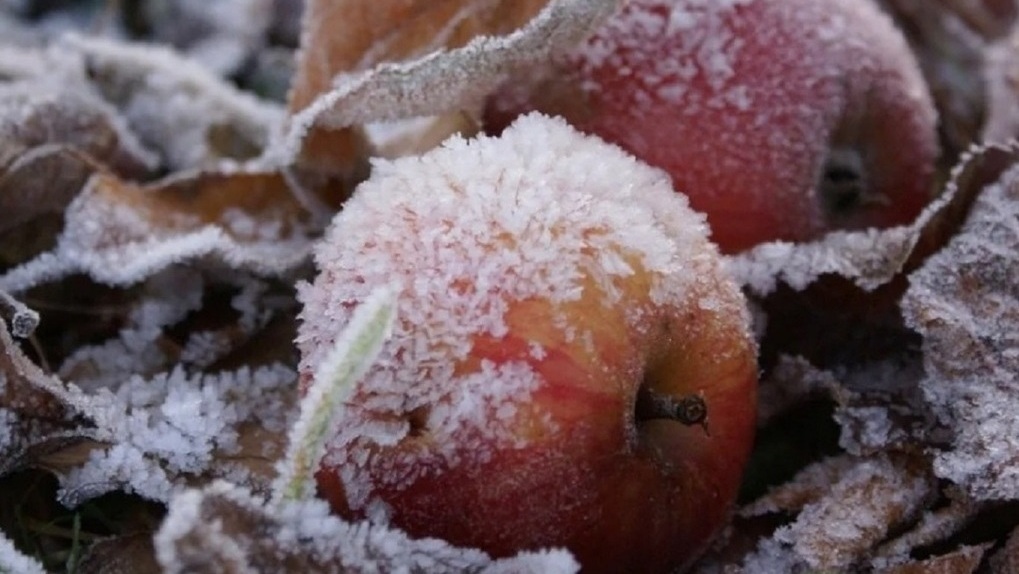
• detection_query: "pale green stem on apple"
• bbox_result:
[271,283,399,506]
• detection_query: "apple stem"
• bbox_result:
[638,389,709,434]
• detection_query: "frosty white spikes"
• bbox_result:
[296,113,758,573]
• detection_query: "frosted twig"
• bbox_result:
[0,290,39,338]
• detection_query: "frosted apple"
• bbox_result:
[486,0,940,253]
[296,114,758,573]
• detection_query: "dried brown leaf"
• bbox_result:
[1,168,316,292]
[989,523,1019,574]
[739,454,936,572]
[0,87,156,180]
[902,150,1019,500]
[731,141,1019,299]
[877,543,991,574]
[154,481,579,573]
[0,310,98,477]
[879,0,1006,154]
[138,0,274,77]
[269,0,619,211]
[741,454,860,518]
[0,84,163,267]
[983,22,1019,142]
[78,533,161,574]
[289,0,549,112]
[756,355,844,425]
[874,488,983,567]
[69,35,284,171]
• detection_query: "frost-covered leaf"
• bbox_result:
[729,142,1019,298]
[830,358,930,457]
[879,0,1011,154]
[36,271,299,504]
[990,523,1019,574]
[0,310,88,477]
[287,0,550,112]
[2,271,299,504]
[77,532,161,574]
[55,362,296,506]
[155,480,579,573]
[0,169,315,293]
[68,34,285,171]
[0,79,161,268]
[741,142,1019,380]
[0,83,157,180]
[756,355,928,457]
[756,355,844,425]
[739,454,935,572]
[983,21,1019,143]
[902,157,1019,500]
[740,454,860,518]
[878,543,991,574]
[281,0,616,136]
[267,0,621,199]
[873,488,984,569]
[137,0,274,77]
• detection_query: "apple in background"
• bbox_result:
[297,114,758,573]
[485,0,940,253]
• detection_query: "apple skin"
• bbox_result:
[485,0,940,253]
[297,114,758,573]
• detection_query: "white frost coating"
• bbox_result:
[261,0,620,167]
[142,0,273,77]
[58,363,296,505]
[274,284,397,504]
[62,34,284,171]
[0,174,312,293]
[575,0,755,106]
[0,530,45,574]
[156,481,578,573]
[726,131,969,296]
[902,162,1019,500]
[742,454,932,572]
[58,268,205,391]
[297,113,729,511]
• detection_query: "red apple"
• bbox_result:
[485,0,940,253]
[296,114,758,573]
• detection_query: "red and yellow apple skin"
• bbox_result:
[297,114,758,573]
[485,0,940,253]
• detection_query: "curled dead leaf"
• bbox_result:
[879,0,1008,154]
[902,148,1019,500]
[271,0,621,209]
[154,481,579,573]
[1,168,316,293]
[989,523,1019,573]
[288,0,550,112]
[77,532,161,574]
[69,34,284,172]
[739,453,936,572]
[874,487,984,568]
[878,543,991,574]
